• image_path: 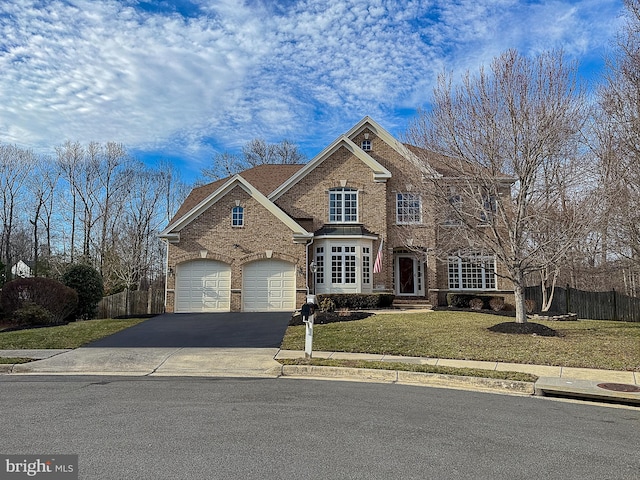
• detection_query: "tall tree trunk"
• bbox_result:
[513,270,528,323]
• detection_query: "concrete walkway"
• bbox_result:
[2,348,639,405]
[0,348,283,378]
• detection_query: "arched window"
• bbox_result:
[232,206,244,227]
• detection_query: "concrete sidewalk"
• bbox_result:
[2,348,639,404]
[276,350,640,405]
[0,348,283,378]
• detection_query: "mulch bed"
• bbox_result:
[488,322,561,337]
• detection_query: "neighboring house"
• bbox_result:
[11,260,33,278]
[160,116,514,313]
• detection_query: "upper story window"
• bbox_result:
[396,192,422,224]
[443,194,463,225]
[361,139,371,151]
[329,188,358,223]
[231,205,244,227]
[480,195,497,223]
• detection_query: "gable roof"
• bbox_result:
[346,116,441,178]
[269,134,392,201]
[168,164,305,226]
[160,170,311,243]
[405,144,517,183]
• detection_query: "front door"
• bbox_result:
[395,255,424,296]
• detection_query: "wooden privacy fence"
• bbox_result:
[525,285,640,322]
[97,289,165,319]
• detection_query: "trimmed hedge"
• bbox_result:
[1,277,79,326]
[315,293,395,310]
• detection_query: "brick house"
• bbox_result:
[159,117,513,313]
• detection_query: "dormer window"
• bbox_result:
[329,187,358,223]
[361,139,371,151]
[232,205,244,227]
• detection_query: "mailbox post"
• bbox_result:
[301,294,317,358]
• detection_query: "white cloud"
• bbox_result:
[0,0,625,178]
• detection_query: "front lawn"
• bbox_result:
[0,318,147,350]
[281,311,640,371]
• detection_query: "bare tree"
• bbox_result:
[26,157,59,276]
[202,139,307,181]
[94,142,130,275]
[157,159,189,224]
[56,141,85,262]
[407,49,588,323]
[593,0,640,294]
[0,144,34,281]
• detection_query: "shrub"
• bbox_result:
[13,303,54,326]
[315,293,395,310]
[525,299,536,313]
[489,296,505,311]
[469,297,484,310]
[0,277,78,325]
[319,297,336,312]
[62,264,104,320]
[447,293,470,308]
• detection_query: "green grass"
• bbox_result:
[281,311,640,371]
[0,318,147,349]
[0,357,33,364]
[279,358,537,383]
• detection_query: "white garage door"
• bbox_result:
[242,260,296,312]
[175,260,231,312]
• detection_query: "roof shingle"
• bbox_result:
[167,164,305,227]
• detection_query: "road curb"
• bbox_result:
[279,365,535,395]
[0,364,15,373]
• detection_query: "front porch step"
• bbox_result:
[391,299,433,310]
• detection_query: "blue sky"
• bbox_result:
[0,0,625,184]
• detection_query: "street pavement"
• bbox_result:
[3,376,638,479]
[1,312,639,405]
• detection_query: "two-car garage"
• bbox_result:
[175,259,296,313]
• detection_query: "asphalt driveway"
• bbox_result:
[85,312,292,348]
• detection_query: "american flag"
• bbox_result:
[373,239,384,274]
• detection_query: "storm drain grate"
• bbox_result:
[597,383,640,393]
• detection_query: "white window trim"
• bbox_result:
[396,192,422,225]
[313,239,373,294]
[447,254,497,290]
[231,205,244,227]
[328,188,358,223]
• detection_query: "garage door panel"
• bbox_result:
[242,260,296,312]
[176,260,231,312]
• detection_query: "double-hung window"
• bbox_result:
[396,193,421,224]
[231,206,244,227]
[443,194,463,225]
[480,195,497,223]
[329,188,358,223]
[448,253,496,290]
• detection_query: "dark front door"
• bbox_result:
[398,256,415,295]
